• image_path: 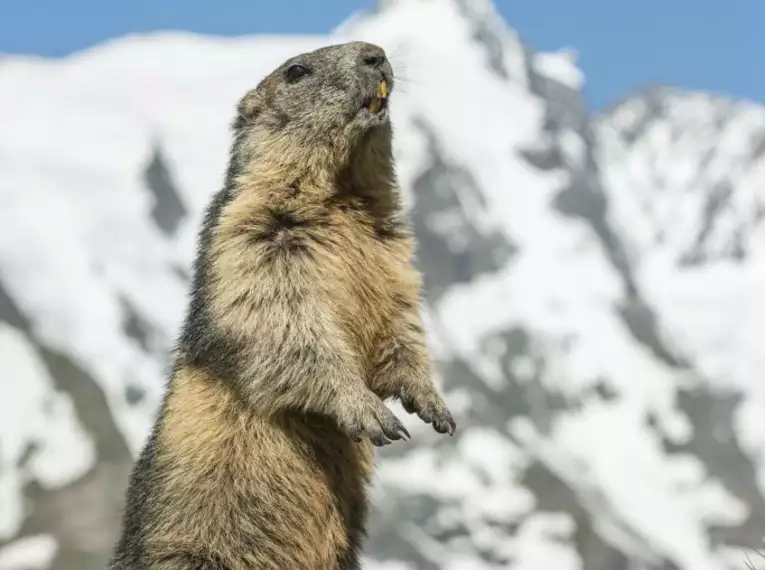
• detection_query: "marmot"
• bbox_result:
[109,41,456,570]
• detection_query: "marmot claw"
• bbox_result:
[345,395,411,446]
[400,387,456,436]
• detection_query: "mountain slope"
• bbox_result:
[596,87,765,558]
[0,1,763,569]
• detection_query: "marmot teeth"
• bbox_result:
[369,80,389,114]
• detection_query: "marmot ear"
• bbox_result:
[236,89,262,127]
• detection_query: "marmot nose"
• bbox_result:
[359,44,387,69]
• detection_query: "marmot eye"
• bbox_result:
[285,64,309,82]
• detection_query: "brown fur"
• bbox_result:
[148,367,372,569]
[110,41,455,570]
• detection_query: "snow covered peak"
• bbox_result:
[596,87,765,269]
[337,0,532,87]
[596,87,765,455]
[532,49,585,90]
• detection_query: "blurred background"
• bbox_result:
[0,0,763,569]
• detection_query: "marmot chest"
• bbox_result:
[321,213,414,355]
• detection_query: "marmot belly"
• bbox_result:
[141,366,374,570]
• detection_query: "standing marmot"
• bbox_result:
[109,41,455,570]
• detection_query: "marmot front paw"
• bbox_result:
[400,387,456,436]
[343,394,411,447]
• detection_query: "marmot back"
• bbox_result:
[110,41,455,570]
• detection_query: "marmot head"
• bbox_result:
[232,41,396,183]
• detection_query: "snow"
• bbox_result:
[0,324,94,539]
[0,535,57,570]
[596,89,765,265]
[0,0,764,568]
[597,90,765,512]
[533,50,585,90]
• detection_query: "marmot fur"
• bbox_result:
[109,41,455,570]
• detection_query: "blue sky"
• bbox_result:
[1,0,761,109]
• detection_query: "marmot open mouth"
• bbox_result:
[363,80,389,115]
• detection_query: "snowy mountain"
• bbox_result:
[1,0,764,569]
